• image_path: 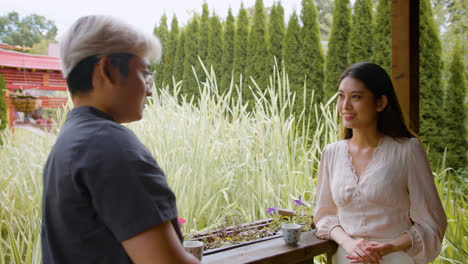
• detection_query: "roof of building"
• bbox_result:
[0,49,61,71]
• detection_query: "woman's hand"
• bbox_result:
[329,227,409,264]
[343,239,384,264]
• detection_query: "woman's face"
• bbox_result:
[337,76,382,130]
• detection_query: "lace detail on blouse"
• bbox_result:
[343,141,356,180]
[405,227,423,260]
[344,137,385,182]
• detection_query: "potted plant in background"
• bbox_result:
[8,88,41,114]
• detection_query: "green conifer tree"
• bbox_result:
[443,0,467,81]
[282,12,303,117]
[0,75,7,133]
[442,42,466,170]
[233,4,249,96]
[220,8,236,93]
[373,0,391,75]
[348,0,374,63]
[315,0,334,41]
[268,2,285,67]
[183,17,200,98]
[246,0,269,94]
[198,3,210,66]
[300,0,325,104]
[163,16,179,85]
[173,29,186,82]
[153,14,169,88]
[324,0,351,100]
[207,14,224,74]
[419,0,444,163]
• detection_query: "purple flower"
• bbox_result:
[294,196,305,207]
[266,207,277,214]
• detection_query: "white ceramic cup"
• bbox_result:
[282,223,302,244]
[183,240,204,260]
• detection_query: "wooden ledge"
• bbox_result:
[202,231,337,264]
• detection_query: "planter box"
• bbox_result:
[192,209,307,250]
[192,219,278,251]
[189,215,335,263]
[202,230,337,264]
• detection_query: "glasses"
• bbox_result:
[144,70,156,92]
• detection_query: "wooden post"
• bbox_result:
[7,88,14,128]
[391,0,419,134]
[327,252,333,264]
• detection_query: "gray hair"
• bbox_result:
[60,15,161,78]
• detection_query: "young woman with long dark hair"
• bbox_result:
[314,62,446,264]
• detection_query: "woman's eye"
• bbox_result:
[352,95,360,99]
[338,94,344,98]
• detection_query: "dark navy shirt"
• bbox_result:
[42,106,182,264]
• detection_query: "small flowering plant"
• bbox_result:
[266,207,277,214]
[178,216,186,225]
[294,195,305,207]
[266,195,315,233]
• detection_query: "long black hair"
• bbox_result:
[338,62,415,139]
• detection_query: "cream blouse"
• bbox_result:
[314,136,447,264]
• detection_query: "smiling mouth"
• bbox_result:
[342,114,355,120]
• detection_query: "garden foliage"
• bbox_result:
[173,27,185,83]
[197,3,210,69]
[442,43,466,170]
[419,0,444,164]
[162,16,179,87]
[348,0,374,63]
[207,14,223,74]
[299,0,325,129]
[268,2,285,68]
[282,12,303,116]
[323,0,351,100]
[246,0,269,94]
[220,9,235,92]
[233,4,249,97]
[373,0,391,76]
[182,17,200,99]
[153,14,169,87]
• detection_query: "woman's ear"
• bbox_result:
[377,95,388,112]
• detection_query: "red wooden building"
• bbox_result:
[0,48,68,127]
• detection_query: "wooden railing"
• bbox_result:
[201,230,337,264]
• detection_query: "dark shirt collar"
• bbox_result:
[68,106,115,121]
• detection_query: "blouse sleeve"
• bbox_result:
[314,145,341,239]
[404,138,447,263]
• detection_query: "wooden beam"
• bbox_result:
[391,0,420,134]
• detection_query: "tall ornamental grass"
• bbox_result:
[0,64,466,263]
[0,128,55,264]
[129,64,339,231]
[433,158,468,264]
